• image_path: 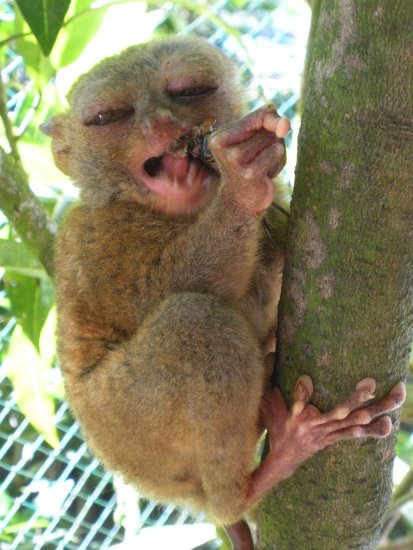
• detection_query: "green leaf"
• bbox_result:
[216,525,233,550]
[0,239,45,278]
[58,0,107,68]
[16,0,71,56]
[39,306,65,399]
[0,491,12,518]
[13,37,56,84]
[34,276,55,341]
[6,325,59,448]
[39,305,56,366]
[4,270,54,350]
[2,519,49,537]
[0,18,16,44]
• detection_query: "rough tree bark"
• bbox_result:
[258,1,413,549]
[0,76,56,278]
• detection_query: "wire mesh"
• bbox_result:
[0,358,199,549]
[0,0,308,547]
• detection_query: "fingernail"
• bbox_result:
[390,382,406,404]
[393,393,406,405]
[296,381,308,398]
[358,391,375,401]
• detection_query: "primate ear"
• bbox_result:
[40,115,71,175]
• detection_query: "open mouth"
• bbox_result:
[144,156,163,177]
[141,147,217,201]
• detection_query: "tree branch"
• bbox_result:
[0,74,22,163]
[0,146,56,277]
[0,69,55,278]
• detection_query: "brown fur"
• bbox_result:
[47,36,287,525]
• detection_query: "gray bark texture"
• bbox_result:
[258,1,413,548]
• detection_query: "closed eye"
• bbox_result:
[167,85,218,101]
[84,107,134,126]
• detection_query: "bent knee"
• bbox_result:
[140,292,261,359]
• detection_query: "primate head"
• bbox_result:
[42,37,245,215]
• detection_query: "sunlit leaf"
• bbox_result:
[13,37,56,83]
[216,525,233,550]
[33,276,55,343]
[0,490,12,517]
[6,325,59,448]
[4,270,54,350]
[15,0,71,56]
[39,307,65,400]
[39,306,56,366]
[58,0,107,68]
[0,18,16,44]
[2,519,49,536]
[0,239,44,278]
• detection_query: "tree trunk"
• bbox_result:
[258,1,413,548]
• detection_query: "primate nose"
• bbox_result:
[140,108,174,138]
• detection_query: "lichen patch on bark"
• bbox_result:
[337,162,357,189]
[314,0,357,94]
[282,211,327,345]
[303,210,326,269]
[328,207,340,230]
[316,347,332,370]
[283,266,308,345]
[319,160,334,175]
[318,272,335,298]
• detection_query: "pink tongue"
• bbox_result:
[162,154,190,182]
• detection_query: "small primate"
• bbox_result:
[42,37,405,548]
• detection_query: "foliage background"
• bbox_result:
[0,1,411,548]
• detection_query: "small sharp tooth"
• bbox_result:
[173,176,178,188]
[187,162,197,186]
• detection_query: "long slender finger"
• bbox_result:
[315,378,376,423]
[323,416,393,446]
[321,380,405,426]
[352,381,406,419]
[291,375,314,417]
[316,407,380,438]
[310,381,406,436]
[210,105,281,148]
[226,131,279,167]
[263,114,290,138]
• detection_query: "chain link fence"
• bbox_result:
[0,0,309,547]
